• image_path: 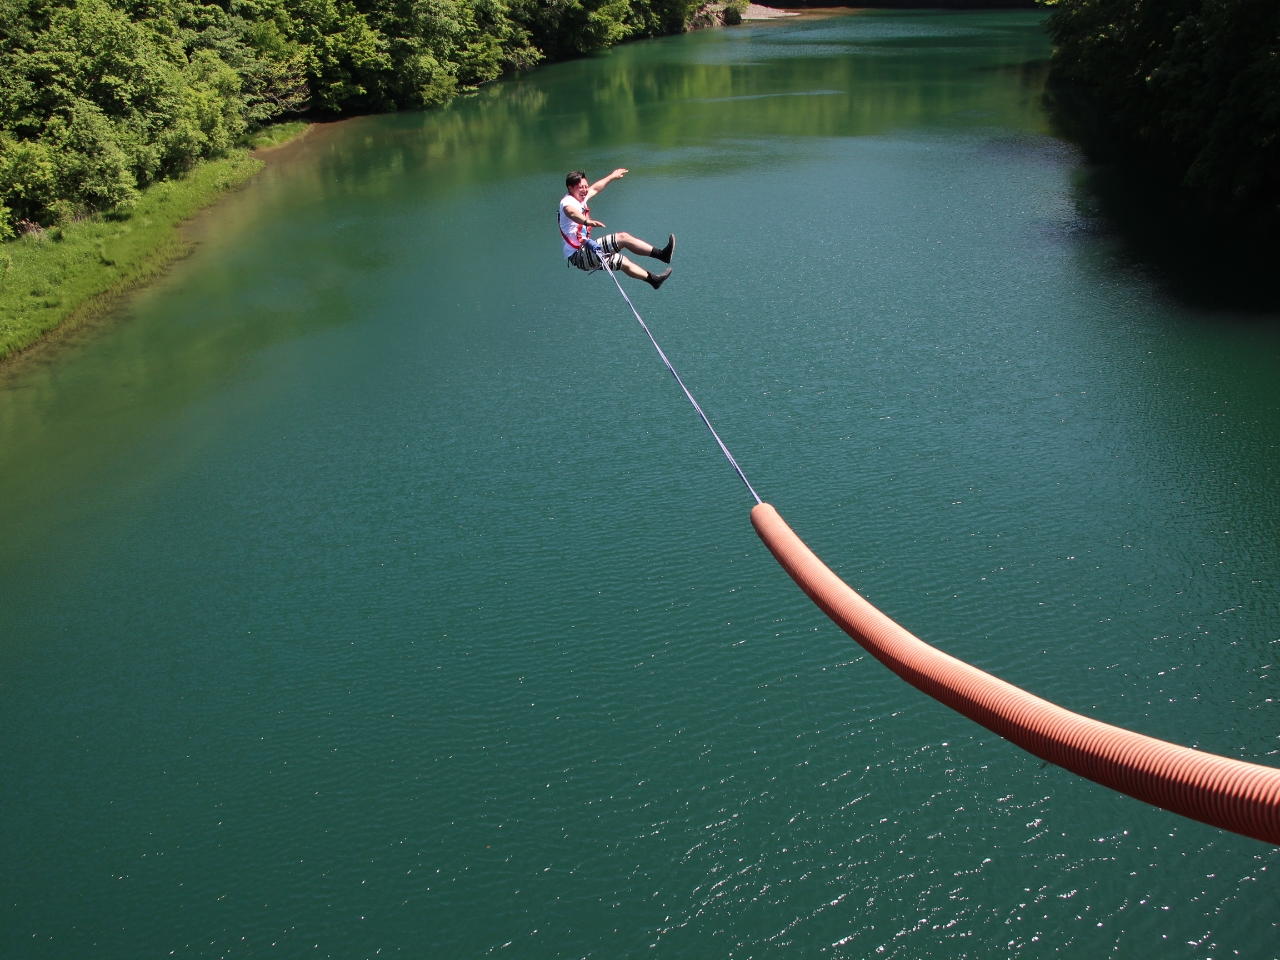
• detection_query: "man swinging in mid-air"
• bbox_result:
[559,169,675,289]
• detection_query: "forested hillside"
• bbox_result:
[0,0,696,234]
[1045,0,1280,210]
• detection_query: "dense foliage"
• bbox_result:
[1045,0,1280,207]
[0,0,697,234]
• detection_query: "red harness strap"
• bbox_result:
[559,201,590,249]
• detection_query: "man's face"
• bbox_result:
[570,178,589,202]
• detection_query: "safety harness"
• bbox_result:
[559,199,590,250]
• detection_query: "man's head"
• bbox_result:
[566,171,589,201]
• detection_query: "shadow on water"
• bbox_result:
[1046,81,1280,316]
[1070,166,1280,315]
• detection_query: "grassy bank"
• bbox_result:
[0,123,309,365]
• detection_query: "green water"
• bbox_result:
[2,11,1279,957]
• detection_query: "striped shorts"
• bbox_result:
[567,234,624,273]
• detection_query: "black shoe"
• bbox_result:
[653,234,675,264]
[646,267,672,290]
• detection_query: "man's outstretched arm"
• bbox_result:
[585,168,628,201]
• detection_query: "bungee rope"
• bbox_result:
[592,240,761,504]
[589,239,1280,845]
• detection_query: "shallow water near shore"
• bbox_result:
[2,11,1279,958]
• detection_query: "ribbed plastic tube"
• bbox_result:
[751,502,1280,845]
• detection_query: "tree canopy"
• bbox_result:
[1045,0,1280,208]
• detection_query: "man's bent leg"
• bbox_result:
[618,256,649,280]
[613,232,674,264]
[616,256,675,289]
[618,256,671,290]
[612,232,655,257]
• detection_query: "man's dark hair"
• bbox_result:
[566,171,588,189]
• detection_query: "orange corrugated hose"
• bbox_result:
[592,253,1280,844]
[751,502,1280,845]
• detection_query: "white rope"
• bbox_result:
[590,240,762,505]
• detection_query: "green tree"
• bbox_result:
[1046,0,1280,205]
[0,0,695,233]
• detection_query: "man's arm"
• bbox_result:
[585,168,628,201]
[562,199,604,229]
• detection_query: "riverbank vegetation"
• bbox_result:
[0,0,698,238]
[0,149,264,361]
[1043,0,1280,310]
[1044,0,1279,213]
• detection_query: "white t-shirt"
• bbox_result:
[559,194,591,258]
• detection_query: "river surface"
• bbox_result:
[2,10,1279,958]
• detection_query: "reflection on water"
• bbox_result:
[0,212,365,551]
[1046,80,1280,313]
[2,10,1279,960]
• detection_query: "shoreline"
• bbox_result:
[0,122,313,372]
